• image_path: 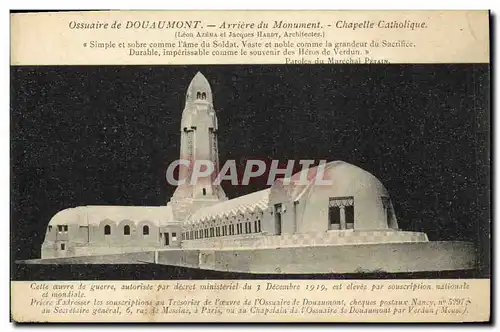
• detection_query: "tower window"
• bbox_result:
[196,92,201,99]
[143,225,149,235]
[201,92,207,100]
[48,226,52,232]
[104,225,111,235]
[57,225,68,233]
[60,243,65,250]
[202,188,206,196]
[124,225,130,235]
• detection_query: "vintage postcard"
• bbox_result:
[10,10,490,323]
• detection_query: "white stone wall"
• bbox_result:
[180,230,429,250]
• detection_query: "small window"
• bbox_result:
[345,206,355,224]
[254,220,261,233]
[48,226,52,232]
[104,225,111,235]
[329,207,341,225]
[143,225,149,235]
[60,243,65,250]
[64,225,68,232]
[201,92,207,100]
[202,188,206,196]
[382,196,397,229]
[57,225,63,232]
[124,225,130,235]
[172,232,177,240]
[196,92,201,99]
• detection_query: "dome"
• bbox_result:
[271,161,388,201]
[48,207,82,226]
[186,72,213,104]
[47,205,176,227]
[270,161,398,231]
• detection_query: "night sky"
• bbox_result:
[10,65,490,279]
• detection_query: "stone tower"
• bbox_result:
[167,72,227,220]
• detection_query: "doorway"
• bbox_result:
[274,204,282,235]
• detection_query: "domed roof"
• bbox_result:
[48,207,82,226]
[271,161,389,201]
[187,189,270,224]
[186,72,213,104]
[48,205,176,227]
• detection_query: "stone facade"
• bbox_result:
[41,206,182,258]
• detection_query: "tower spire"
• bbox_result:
[185,72,213,105]
[167,72,227,220]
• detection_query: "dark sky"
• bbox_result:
[10,65,490,276]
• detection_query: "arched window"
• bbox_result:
[124,225,130,235]
[201,92,207,100]
[143,225,149,235]
[104,225,111,235]
[196,92,201,99]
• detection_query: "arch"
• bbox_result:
[104,225,111,235]
[201,92,207,100]
[124,225,130,235]
[196,92,201,99]
[143,225,150,235]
